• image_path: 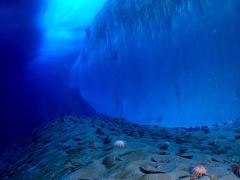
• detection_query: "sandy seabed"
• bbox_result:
[0,115,240,180]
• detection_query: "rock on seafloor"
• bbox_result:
[0,115,239,179]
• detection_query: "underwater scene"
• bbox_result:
[0,0,240,179]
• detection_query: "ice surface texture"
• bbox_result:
[75,0,240,126]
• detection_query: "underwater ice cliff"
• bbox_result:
[74,0,240,127]
[1,0,240,179]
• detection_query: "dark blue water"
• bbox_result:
[0,0,41,152]
[0,0,96,153]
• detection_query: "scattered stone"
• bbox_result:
[210,175,217,180]
[233,129,240,133]
[72,137,82,141]
[103,136,112,144]
[88,141,96,148]
[179,148,188,154]
[201,126,210,134]
[235,135,240,140]
[110,128,116,132]
[175,137,188,144]
[0,115,239,179]
[159,151,169,155]
[158,143,169,150]
[66,147,82,154]
[139,164,175,174]
[95,128,104,135]
[211,148,226,155]
[211,157,226,163]
[102,146,114,151]
[151,155,172,164]
[231,164,240,178]
[177,153,193,159]
[222,122,228,126]
[102,155,116,168]
[139,174,173,180]
[70,159,82,167]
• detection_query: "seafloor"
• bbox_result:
[0,115,240,180]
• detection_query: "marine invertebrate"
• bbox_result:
[114,140,125,148]
[231,164,240,177]
[192,165,207,177]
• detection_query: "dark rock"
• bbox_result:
[159,151,169,155]
[88,141,96,148]
[158,143,169,150]
[38,162,47,169]
[184,134,192,138]
[102,146,114,151]
[235,135,240,139]
[231,164,240,177]
[212,123,219,127]
[225,146,231,149]
[152,136,159,140]
[201,126,210,134]
[26,158,34,164]
[164,135,172,139]
[211,148,226,155]
[70,159,82,167]
[179,148,188,154]
[72,137,82,141]
[139,164,175,174]
[233,129,240,133]
[103,136,111,144]
[175,138,187,144]
[211,157,225,163]
[109,128,116,132]
[196,137,205,142]
[222,122,228,125]
[95,128,104,135]
[43,139,50,145]
[102,155,116,168]
[177,153,193,159]
[66,147,82,154]
[193,127,201,131]
[208,141,219,148]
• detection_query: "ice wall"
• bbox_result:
[76,0,240,127]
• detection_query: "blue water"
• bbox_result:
[0,0,240,152]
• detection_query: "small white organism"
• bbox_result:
[114,140,125,148]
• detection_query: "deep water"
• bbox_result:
[0,0,42,152]
[0,0,96,153]
[1,0,240,179]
